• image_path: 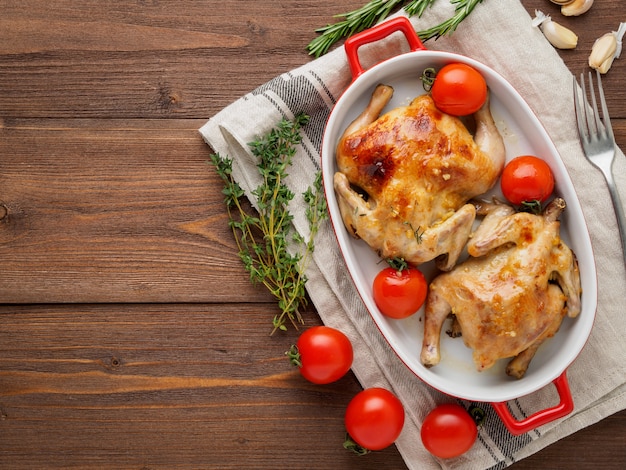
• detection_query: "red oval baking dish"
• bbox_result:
[321,17,597,435]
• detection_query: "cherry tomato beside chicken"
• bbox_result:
[288,326,353,384]
[373,266,428,319]
[500,155,555,205]
[421,403,478,459]
[344,387,405,453]
[430,63,487,116]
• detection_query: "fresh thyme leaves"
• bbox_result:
[210,114,328,334]
[307,0,484,58]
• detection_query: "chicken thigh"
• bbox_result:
[334,84,505,270]
[420,198,581,378]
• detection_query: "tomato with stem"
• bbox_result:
[421,403,483,459]
[500,155,555,207]
[373,260,427,319]
[344,387,405,453]
[429,63,487,116]
[287,326,353,384]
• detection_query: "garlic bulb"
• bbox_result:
[562,0,594,17]
[589,23,626,74]
[532,10,578,49]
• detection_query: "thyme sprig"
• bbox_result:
[307,0,485,58]
[210,114,327,334]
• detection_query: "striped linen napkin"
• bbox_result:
[200,1,626,468]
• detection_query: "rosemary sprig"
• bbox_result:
[307,0,484,58]
[418,0,484,42]
[403,221,425,244]
[210,114,328,334]
[307,0,418,58]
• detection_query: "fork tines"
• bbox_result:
[574,70,615,147]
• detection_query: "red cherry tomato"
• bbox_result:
[290,326,353,384]
[421,404,478,459]
[345,388,405,452]
[430,63,487,116]
[500,155,555,205]
[373,266,427,319]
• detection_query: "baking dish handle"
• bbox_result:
[491,371,574,435]
[344,16,426,80]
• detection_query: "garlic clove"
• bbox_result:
[589,33,617,73]
[561,0,594,17]
[589,23,626,74]
[532,10,578,50]
[549,0,575,5]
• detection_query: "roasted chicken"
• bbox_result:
[420,198,582,378]
[334,84,506,270]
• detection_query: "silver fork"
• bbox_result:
[573,70,626,265]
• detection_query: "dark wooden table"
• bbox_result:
[1,1,624,468]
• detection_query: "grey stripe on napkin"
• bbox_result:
[200,1,626,469]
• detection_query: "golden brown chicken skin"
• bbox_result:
[334,84,505,270]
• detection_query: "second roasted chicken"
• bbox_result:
[334,84,505,270]
[420,198,582,378]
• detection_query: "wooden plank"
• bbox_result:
[0,119,273,303]
[0,303,405,469]
[1,303,625,469]
[1,1,625,469]
[0,1,623,128]
[0,0,363,119]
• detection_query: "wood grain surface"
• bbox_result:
[1,1,625,469]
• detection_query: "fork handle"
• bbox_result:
[604,173,626,268]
